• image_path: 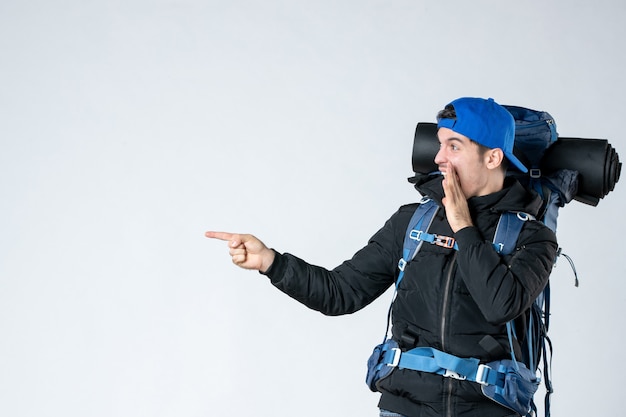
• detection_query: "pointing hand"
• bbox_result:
[205,231,275,273]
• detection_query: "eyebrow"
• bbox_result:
[438,136,466,145]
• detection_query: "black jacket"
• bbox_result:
[264,176,558,417]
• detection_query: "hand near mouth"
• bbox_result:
[441,164,473,233]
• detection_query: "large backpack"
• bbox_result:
[367,105,621,417]
[365,196,545,416]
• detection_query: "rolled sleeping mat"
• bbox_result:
[409,122,621,206]
[542,137,622,206]
[411,122,439,175]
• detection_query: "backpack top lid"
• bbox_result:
[503,105,558,170]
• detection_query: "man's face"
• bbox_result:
[434,127,492,198]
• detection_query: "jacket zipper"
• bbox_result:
[445,378,453,417]
[440,252,457,417]
[517,118,554,129]
[440,252,457,351]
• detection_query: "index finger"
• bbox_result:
[205,231,235,241]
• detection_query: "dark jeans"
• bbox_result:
[379,410,404,417]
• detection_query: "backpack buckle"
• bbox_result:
[409,230,423,241]
[390,347,401,367]
[434,234,455,249]
[398,259,407,271]
[475,364,493,386]
[386,347,402,367]
[443,369,466,381]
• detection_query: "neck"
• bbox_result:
[474,173,506,197]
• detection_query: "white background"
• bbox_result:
[1,1,625,416]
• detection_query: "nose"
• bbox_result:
[434,145,446,166]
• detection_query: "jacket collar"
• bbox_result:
[414,175,543,217]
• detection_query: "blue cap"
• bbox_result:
[437,97,527,173]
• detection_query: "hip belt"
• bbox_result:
[366,339,540,416]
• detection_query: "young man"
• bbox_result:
[206,97,558,417]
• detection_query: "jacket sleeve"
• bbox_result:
[262,209,411,316]
[454,220,558,324]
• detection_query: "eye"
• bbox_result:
[438,141,461,152]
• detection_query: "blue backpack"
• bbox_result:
[366,198,550,417]
[367,106,581,417]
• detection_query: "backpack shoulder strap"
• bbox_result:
[494,210,556,417]
[397,197,438,287]
[492,211,534,255]
[379,197,439,342]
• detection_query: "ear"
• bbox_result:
[485,148,505,170]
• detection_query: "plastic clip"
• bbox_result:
[443,369,466,381]
[398,259,407,271]
[387,348,401,367]
[475,364,492,386]
[409,230,423,241]
[434,235,455,249]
